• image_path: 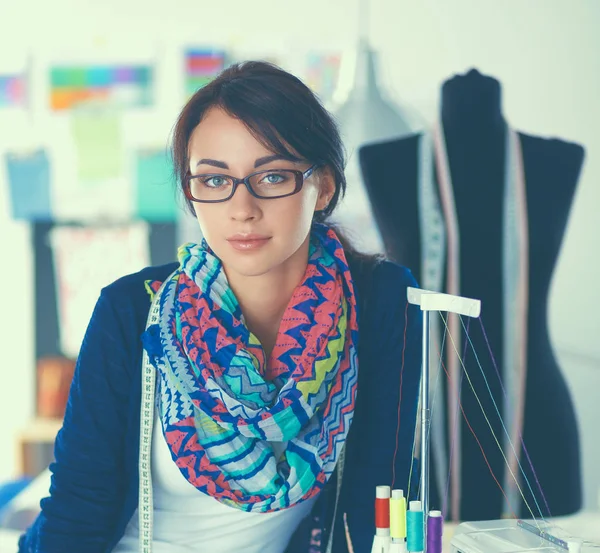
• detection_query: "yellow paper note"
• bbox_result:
[71,113,123,181]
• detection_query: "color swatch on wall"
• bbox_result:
[70,113,123,181]
[50,65,152,110]
[0,74,26,107]
[5,150,52,220]
[135,149,179,221]
[185,49,226,96]
[306,53,341,106]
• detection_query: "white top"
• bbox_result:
[113,413,317,553]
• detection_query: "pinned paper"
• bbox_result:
[5,150,52,220]
[0,74,26,107]
[306,52,341,106]
[50,223,150,357]
[50,65,152,110]
[135,149,179,221]
[71,113,123,181]
[185,49,226,96]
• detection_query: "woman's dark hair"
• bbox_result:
[171,60,380,264]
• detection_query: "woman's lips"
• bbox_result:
[226,236,271,251]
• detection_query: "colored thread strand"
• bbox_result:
[392,301,410,489]
[407,412,418,502]
[439,313,527,518]
[439,313,535,523]
[452,313,543,523]
[478,315,552,519]
[437,353,517,520]
[459,315,546,522]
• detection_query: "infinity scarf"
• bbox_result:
[141,223,359,513]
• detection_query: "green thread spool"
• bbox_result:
[390,489,407,540]
[406,500,424,552]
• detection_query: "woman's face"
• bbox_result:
[187,106,334,279]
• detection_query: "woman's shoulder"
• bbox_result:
[101,261,179,305]
[349,254,418,304]
[90,262,179,341]
[372,258,418,290]
[366,259,418,325]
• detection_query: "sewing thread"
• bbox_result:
[426,510,443,553]
[390,489,407,540]
[406,500,424,552]
[375,485,391,535]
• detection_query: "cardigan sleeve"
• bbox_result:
[19,286,134,552]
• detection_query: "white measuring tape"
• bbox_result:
[138,292,162,553]
[325,445,345,553]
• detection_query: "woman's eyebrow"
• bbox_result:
[195,154,300,170]
[196,158,229,169]
[254,154,299,167]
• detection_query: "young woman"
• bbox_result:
[19,61,422,553]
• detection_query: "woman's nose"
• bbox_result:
[227,182,261,221]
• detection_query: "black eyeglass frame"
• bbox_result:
[184,164,318,204]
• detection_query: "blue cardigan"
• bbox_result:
[19,258,422,553]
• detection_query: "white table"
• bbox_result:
[443,512,600,552]
[1,513,599,552]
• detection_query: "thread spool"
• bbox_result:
[406,500,424,553]
[390,489,407,540]
[375,485,391,536]
[426,510,443,553]
[372,486,391,553]
[389,541,408,553]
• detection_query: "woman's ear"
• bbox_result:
[315,166,336,212]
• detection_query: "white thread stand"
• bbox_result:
[407,288,597,553]
[407,287,481,553]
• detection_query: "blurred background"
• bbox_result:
[0,0,599,536]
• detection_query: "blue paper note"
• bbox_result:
[135,149,179,221]
[5,150,52,220]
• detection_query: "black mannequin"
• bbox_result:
[358,69,583,520]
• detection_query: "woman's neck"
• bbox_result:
[224,240,310,358]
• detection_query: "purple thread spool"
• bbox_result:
[427,510,443,553]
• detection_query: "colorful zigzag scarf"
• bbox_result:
[141,223,359,512]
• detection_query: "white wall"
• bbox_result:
[0,0,598,508]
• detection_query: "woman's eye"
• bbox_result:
[203,176,228,188]
[261,173,285,185]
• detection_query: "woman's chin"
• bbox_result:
[221,252,278,279]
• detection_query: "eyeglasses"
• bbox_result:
[184,165,318,203]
